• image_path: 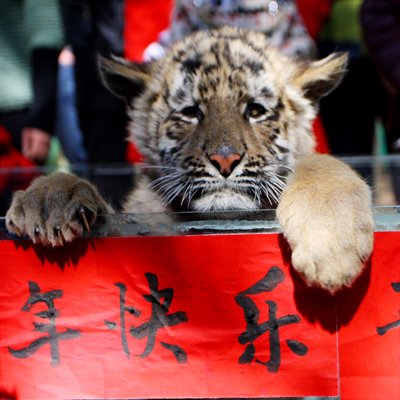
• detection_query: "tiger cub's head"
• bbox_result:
[100,26,347,212]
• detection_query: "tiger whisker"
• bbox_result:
[163,183,186,205]
[180,180,194,205]
[140,165,179,170]
[149,172,182,187]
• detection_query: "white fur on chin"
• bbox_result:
[192,190,259,212]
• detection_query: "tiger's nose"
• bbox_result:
[209,152,241,177]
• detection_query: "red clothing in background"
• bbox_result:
[124,0,173,62]
[297,0,334,40]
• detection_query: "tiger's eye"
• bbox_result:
[246,103,266,119]
[181,105,202,119]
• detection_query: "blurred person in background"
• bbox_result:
[144,0,317,61]
[317,0,388,156]
[0,0,65,164]
[0,0,64,215]
[361,0,400,154]
[361,0,400,202]
[66,0,128,165]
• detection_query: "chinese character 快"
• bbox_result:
[105,273,188,363]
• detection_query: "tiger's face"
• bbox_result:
[101,27,346,212]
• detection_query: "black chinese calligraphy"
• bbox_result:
[8,281,81,367]
[105,282,141,358]
[377,281,400,336]
[105,273,188,363]
[235,267,308,373]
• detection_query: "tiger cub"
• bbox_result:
[6,27,374,292]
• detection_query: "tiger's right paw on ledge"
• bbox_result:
[277,154,375,293]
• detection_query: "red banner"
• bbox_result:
[338,231,400,400]
[0,232,399,399]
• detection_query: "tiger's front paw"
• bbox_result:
[6,173,113,246]
[276,155,374,292]
[288,224,373,292]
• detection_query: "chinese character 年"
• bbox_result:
[8,281,81,367]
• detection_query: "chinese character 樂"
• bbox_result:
[8,281,82,367]
[105,273,188,363]
[235,267,308,373]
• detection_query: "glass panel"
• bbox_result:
[1,206,399,240]
[0,155,399,240]
[342,155,400,206]
[0,162,136,213]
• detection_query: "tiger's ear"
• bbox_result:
[295,52,348,102]
[99,56,152,99]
